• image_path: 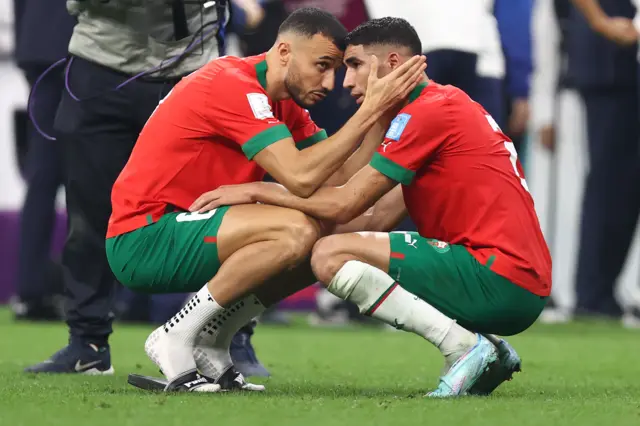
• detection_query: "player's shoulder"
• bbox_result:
[201,54,267,93]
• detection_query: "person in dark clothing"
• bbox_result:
[11,0,75,321]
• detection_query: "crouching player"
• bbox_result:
[192,18,552,397]
[105,9,426,392]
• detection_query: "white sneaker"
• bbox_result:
[538,307,572,324]
[622,310,640,329]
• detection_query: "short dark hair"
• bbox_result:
[345,17,422,56]
[278,8,347,50]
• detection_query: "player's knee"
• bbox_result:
[310,235,347,284]
[279,212,320,266]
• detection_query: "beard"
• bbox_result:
[284,69,313,109]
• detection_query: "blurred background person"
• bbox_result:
[568,0,640,322]
[10,0,75,321]
[529,0,640,326]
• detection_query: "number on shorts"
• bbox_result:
[485,115,530,193]
[176,210,217,222]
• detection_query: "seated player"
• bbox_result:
[191,18,552,397]
[105,8,426,392]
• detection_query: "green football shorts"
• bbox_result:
[106,207,230,294]
[387,232,547,336]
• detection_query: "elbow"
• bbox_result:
[334,203,359,224]
[282,173,319,198]
[286,181,316,198]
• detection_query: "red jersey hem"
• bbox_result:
[467,249,551,297]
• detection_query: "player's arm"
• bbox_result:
[254,105,381,197]
[332,185,407,233]
[253,56,426,197]
[191,165,397,223]
[570,0,639,45]
[323,120,388,187]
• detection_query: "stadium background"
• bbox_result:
[1,0,639,322]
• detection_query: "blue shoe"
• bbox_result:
[467,337,521,395]
[24,339,114,375]
[230,320,270,377]
[427,334,498,398]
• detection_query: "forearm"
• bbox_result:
[251,181,376,224]
[333,186,407,233]
[570,0,608,30]
[251,183,348,221]
[292,105,382,193]
[324,120,387,187]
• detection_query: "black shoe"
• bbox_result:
[24,339,114,374]
[230,320,270,377]
[164,371,221,392]
[210,366,265,391]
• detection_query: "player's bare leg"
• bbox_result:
[309,232,498,397]
[145,204,321,391]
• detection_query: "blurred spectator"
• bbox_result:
[529,0,582,322]
[365,0,486,97]
[567,0,640,320]
[494,0,534,155]
[10,0,75,321]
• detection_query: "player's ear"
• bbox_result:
[387,52,401,70]
[276,41,293,66]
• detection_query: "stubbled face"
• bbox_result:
[343,44,394,105]
[283,34,344,108]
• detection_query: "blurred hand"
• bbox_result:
[508,98,530,137]
[234,0,265,29]
[594,16,639,46]
[539,125,556,152]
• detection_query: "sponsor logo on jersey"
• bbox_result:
[385,113,411,141]
[247,93,274,120]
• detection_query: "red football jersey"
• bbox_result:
[369,82,552,296]
[107,54,326,238]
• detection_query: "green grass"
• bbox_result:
[1,309,640,426]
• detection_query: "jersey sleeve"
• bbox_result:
[288,107,328,150]
[369,105,445,185]
[205,73,292,160]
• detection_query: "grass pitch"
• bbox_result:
[1,309,639,426]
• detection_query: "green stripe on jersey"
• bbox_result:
[370,153,415,185]
[242,124,292,160]
[297,129,327,150]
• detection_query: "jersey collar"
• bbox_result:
[255,60,268,90]
[408,81,428,104]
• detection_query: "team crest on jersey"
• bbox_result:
[385,113,411,141]
[427,239,450,253]
[247,93,274,120]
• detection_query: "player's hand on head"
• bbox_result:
[189,183,259,213]
[363,54,426,113]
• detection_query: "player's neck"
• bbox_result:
[400,76,430,108]
[262,49,290,101]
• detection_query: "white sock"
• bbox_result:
[194,294,266,378]
[146,284,224,381]
[164,284,225,344]
[328,260,476,364]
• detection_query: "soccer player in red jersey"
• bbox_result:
[105,9,425,392]
[193,18,552,397]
